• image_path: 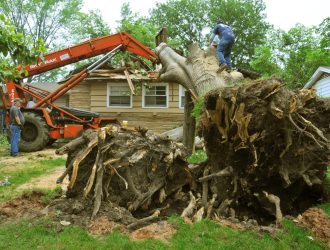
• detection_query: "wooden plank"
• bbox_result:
[123,69,135,95]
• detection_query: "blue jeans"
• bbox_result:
[217,36,235,68]
[10,125,21,156]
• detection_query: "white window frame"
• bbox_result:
[179,84,186,109]
[142,83,169,108]
[107,83,133,108]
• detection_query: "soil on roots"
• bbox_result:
[201,78,330,223]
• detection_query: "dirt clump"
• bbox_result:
[297,208,330,247]
[88,216,126,235]
[48,197,138,229]
[0,191,46,220]
[129,221,176,242]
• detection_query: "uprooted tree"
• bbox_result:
[55,42,330,227]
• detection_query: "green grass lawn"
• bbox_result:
[0,158,66,202]
[0,217,326,250]
[0,136,329,249]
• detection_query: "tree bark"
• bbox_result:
[183,91,196,155]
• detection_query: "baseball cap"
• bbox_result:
[14,98,23,103]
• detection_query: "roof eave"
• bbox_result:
[304,66,330,89]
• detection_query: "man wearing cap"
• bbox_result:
[209,19,235,71]
[9,98,25,156]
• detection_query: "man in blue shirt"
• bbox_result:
[9,98,25,156]
[209,19,235,71]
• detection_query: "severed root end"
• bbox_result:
[127,210,160,230]
[193,207,205,222]
[181,191,198,218]
[263,191,283,227]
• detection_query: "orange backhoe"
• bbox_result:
[0,32,158,152]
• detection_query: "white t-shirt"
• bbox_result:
[26,101,36,108]
[212,35,220,46]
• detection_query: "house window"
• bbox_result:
[179,85,186,108]
[143,83,168,108]
[108,84,132,107]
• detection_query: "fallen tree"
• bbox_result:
[155,43,330,223]
[54,43,330,227]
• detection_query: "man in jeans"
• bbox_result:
[9,98,25,156]
[209,19,235,71]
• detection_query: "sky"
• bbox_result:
[83,0,330,32]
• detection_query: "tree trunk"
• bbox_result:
[183,91,196,155]
[155,43,244,95]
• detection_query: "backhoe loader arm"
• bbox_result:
[4,32,158,107]
[26,32,158,77]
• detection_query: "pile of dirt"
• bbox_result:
[0,191,46,220]
[297,208,330,247]
[129,221,176,241]
[88,216,126,235]
[48,197,138,228]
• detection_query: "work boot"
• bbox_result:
[217,64,229,73]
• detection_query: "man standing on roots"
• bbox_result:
[9,98,25,157]
[209,18,235,71]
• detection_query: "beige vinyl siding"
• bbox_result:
[69,81,91,110]
[88,80,184,133]
[53,95,69,107]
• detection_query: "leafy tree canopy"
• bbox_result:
[250,20,330,89]
[117,3,158,49]
[0,0,83,49]
[149,0,269,67]
[69,10,111,42]
[0,14,45,81]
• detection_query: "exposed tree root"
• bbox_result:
[127,210,160,230]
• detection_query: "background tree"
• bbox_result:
[0,14,45,81]
[0,0,84,82]
[207,0,269,68]
[0,0,115,82]
[318,17,330,50]
[149,0,269,68]
[117,3,158,48]
[249,46,281,77]
[149,0,209,52]
[250,20,330,89]
[0,0,83,49]
[69,10,111,42]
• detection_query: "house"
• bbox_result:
[303,66,330,97]
[66,69,185,133]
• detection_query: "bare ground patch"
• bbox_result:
[16,167,68,191]
[297,207,330,248]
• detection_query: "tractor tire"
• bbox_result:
[46,139,57,146]
[19,112,50,152]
